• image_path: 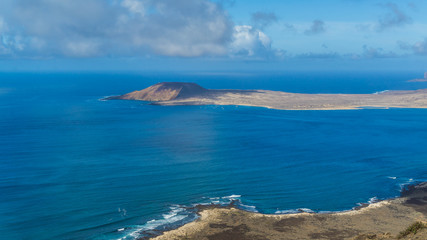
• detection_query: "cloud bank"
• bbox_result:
[0,0,234,58]
[304,20,326,35]
[399,39,427,55]
[1,0,424,62]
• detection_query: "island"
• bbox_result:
[106,82,427,110]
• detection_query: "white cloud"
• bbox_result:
[64,40,100,57]
[0,16,9,54]
[0,0,233,58]
[121,0,145,16]
[412,39,427,55]
[399,38,427,56]
[230,25,274,58]
[1,34,25,53]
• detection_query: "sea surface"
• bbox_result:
[1,71,427,239]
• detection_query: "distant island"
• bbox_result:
[106,82,427,110]
[407,72,427,82]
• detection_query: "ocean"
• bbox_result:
[1,71,427,239]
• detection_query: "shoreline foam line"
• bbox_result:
[110,180,424,240]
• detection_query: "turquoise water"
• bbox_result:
[1,72,427,239]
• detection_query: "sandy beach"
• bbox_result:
[150,183,427,240]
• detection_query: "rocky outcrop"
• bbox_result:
[152,182,427,240]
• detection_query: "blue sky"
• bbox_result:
[0,0,426,72]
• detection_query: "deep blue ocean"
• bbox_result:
[1,71,427,240]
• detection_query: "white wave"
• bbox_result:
[298,208,315,213]
[240,204,258,213]
[398,178,415,191]
[368,197,379,204]
[387,176,397,180]
[98,95,116,101]
[115,205,193,240]
[373,90,389,95]
[224,194,241,199]
[117,194,247,239]
[162,205,186,219]
[198,194,243,207]
[275,209,299,214]
[274,208,314,214]
[317,210,341,214]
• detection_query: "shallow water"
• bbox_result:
[1,72,427,239]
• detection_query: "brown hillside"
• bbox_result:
[108,82,208,101]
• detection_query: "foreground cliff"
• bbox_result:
[149,183,427,240]
[107,82,427,110]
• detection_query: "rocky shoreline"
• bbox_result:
[148,183,427,240]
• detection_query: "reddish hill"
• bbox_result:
[107,82,208,101]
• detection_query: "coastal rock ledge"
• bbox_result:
[150,182,427,240]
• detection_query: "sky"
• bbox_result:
[0,0,427,72]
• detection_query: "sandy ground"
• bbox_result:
[154,89,427,110]
[150,183,427,240]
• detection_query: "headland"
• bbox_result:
[106,82,427,110]
[149,183,427,240]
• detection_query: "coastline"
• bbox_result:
[152,89,427,111]
[148,182,427,240]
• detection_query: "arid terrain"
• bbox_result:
[150,183,427,240]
